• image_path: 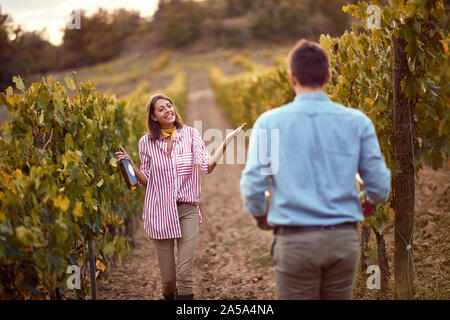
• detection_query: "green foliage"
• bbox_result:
[209,63,293,128]
[251,0,308,38]
[224,0,256,17]
[220,25,248,47]
[262,49,273,58]
[0,74,143,299]
[230,55,268,72]
[251,0,350,40]
[60,8,142,69]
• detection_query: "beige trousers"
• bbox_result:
[153,203,199,296]
[271,227,360,300]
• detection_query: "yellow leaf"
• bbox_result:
[73,201,83,217]
[96,259,106,272]
[14,169,22,179]
[15,226,32,246]
[12,76,25,90]
[109,157,117,168]
[54,194,70,212]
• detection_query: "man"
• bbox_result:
[240,39,391,300]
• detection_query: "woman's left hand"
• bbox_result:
[208,123,247,173]
[225,123,247,141]
[115,146,134,166]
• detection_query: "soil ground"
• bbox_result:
[97,69,449,300]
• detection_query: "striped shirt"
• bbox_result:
[138,126,210,239]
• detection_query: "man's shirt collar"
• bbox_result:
[294,92,330,102]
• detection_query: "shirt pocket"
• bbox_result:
[176,152,194,175]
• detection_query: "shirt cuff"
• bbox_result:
[243,196,266,218]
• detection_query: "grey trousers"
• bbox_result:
[153,203,199,295]
[271,226,360,300]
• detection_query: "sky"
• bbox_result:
[0,0,160,45]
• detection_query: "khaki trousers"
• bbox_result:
[153,203,199,296]
[271,227,360,300]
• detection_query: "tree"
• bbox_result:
[0,13,57,90]
[251,0,308,38]
[320,0,448,298]
[0,13,16,88]
[159,0,205,46]
[60,8,143,68]
[224,0,256,17]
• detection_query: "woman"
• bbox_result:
[115,94,245,300]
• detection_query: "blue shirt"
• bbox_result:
[239,92,391,226]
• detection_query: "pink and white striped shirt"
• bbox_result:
[138,126,210,239]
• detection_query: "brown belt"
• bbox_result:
[275,222,357,235]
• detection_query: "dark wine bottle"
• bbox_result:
[117,148,138,190]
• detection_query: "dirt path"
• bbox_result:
[97,69,277,300]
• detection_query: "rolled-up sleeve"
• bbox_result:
[358,118,391,204]
[192,128,211,174]
[138,136,151,187]
[239,117,271,217]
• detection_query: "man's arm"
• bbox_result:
[240,118,271,218]
[358,118,391,204]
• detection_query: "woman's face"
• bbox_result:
[151,99,176,127]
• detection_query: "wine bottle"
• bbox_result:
[356,173,375,217]
[117,148,138,190]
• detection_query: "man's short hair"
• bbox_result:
[288,39,330,88]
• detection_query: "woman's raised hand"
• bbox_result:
[208,123,247,173]
[226,123,247,141]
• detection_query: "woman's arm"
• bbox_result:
[130,161,148,187]
[207,123,246,173]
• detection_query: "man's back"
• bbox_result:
[240,92,391,226]
[240,38,391,300]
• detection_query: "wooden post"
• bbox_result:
[373,227,390,297]
[392,35,415,299]
[359,224,371,279]
[88,241,97,300]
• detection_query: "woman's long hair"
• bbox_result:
[146,94,184,139]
